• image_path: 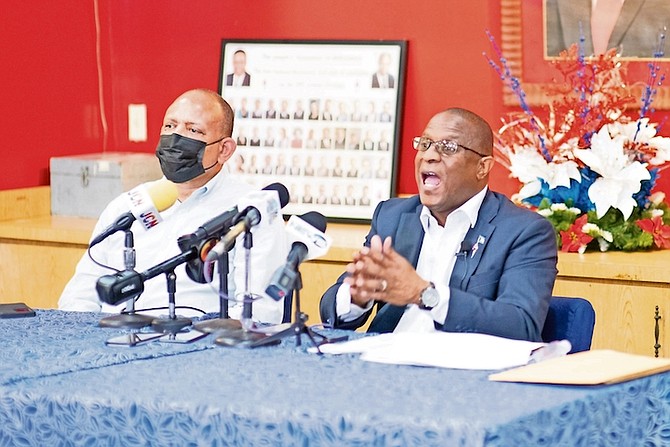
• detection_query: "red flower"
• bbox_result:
[636,216,670,249]
[559,215,594,253]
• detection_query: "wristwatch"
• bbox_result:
[418,282,439,310]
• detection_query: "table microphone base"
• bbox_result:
[151,316,192,334]
[99,313,154,330]
[193,318,243,334]
[214,327,280,348]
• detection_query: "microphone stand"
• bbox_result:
[153,270,207,343]
[99,230,153,330]
[241,229,254,328]
[192,250,244,334]
[150,270,192,333]
[248,271,337,351]
[220,252,229,319]
[214,228,277,348]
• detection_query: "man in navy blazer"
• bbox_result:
[320,108,558,341]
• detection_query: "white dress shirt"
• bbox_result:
[231,73,247,87]
[336,187,488,332]
[374,73,391,88]
[58,170,288,323]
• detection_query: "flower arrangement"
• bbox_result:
[486,34,670,253]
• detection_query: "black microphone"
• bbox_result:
[456,240,472,257]
[204,182,290,261]
[96,248,198,305]
[456,240,472,285]
[178,182,289,283]
[176,205,238,285]
[187,207,238,243]
[265,212,331,301]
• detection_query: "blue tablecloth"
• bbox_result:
[0,310,212,385]
[1,310,669,446]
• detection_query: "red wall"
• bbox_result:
[3,0,669,198]
[2,2,101,189]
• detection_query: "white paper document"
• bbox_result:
[315,332,547,370]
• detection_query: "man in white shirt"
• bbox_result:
[59,89,287,323]
[320,108,558,341]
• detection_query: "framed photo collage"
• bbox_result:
[219,40,407,222]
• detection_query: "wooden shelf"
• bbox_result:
[0,215,94,245]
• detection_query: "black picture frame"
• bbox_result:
[219,39,407,223]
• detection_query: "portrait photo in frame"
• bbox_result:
[499,0,670,109]
[219,39,407,222]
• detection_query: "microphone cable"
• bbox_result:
[87,245,121,273]
[123,305,207,316]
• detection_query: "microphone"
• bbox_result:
[89,179,178,247]
[265,211,332,301]
[176,204,238,284]
[456,240,472,285]
[456,240,472,257]
[96,248,198,305]
[204,183,290,262]
[95,183,290,305]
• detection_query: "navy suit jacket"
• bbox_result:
[319,191,558,341]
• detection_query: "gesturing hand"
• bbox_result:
[344,235,428,307]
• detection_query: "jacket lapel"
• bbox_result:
[450,191,500,290]
[393,206,424,267]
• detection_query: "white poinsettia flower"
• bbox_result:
[537,209,553,217]
[508,146,581,194]
[574,126,651,219]
[550,203,568,211]
[651,209,665,217]
[543,160,581,189]
[508,146,550,184]
[648,135,670,165]
[517,181,542,199]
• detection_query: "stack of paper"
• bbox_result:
[316,332,545,370]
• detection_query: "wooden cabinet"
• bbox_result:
[1,187,669,356]
[554,251,670,357]
[0,189,91,309]
[0,187,91,309]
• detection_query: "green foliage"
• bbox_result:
[537,200,664,252]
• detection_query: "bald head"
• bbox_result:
[415,107,496,225]
[440,108,493,156]
[172,89,234,138]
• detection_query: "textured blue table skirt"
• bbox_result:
[1,310,669,446]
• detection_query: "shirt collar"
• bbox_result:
[419,186,488,231]
[177,167,228,204]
